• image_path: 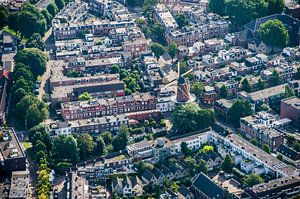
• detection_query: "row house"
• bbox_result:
[277,145,300,168]
[64,56,123,73]
[165,20,229,46]
[51,80,125,107]
[280,96,300,128]
[48,114,129,135]
[218,47,249,62]
[54,1,88,23]
[215,80,239,99]
[154,4,178,29]
[53,19,135,41]
[201,86,218,104]
[112,176,143,197]
[261,64,293,85]
[122,38,150,57]
[244,56,264,74]
[210,133,298,178]
[60,92,157,121]
[126,129,211,163]
[248,176,300,199]
[240,112,284,151]
[238,83,287,111]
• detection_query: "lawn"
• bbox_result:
[2,26,27,42]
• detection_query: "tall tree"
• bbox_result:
[77,133,96,160]
[228,99,252,127]
[112,125,129,151]
[55,0,65,10]
[268,0,284,15]
[208,0,225,16]
[257,77,265,90]
[241,78,252,92]
[53,135,78,164]
[175,14,189,28]
[0,6,9,28]
[14,48,48,78]
[41,9,53,27]
[259,19,289,50]
[26,33,45,50]
[47,3,59,17]
[151,22,165,44]
[294,67,300,80]
[262,144,271,154]
[190,82,204,98]
[269,70,281,86]
[167,43,178,62]
[284,85,295,98]
[221,154,234,173]
[244,174,264,187]
[151,43,166,59]
[219,85,228,99]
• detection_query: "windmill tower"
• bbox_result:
[176,62,190,103]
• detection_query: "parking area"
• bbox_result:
[212,173,244,195]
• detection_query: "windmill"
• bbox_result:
[168,62,196,104]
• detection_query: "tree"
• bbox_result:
[269,70,281,86]
[219,85,228,99]
[277,154,283,161]
[55,0,65,10]
[12,76,34,93]
[284,85,295,98]
[257,77,265,90]
[12,88,28,106]
[53,135,78,164]
[41,10,53,27]
[26,103,48,129]
[244,174,264,187]
[110,65,120,74]
[221,154,234,173]
[151,43,166,59]
[228,100,252,127]
[268,0,284,15]
[94,135,105,156]
[77,133,96,160]
[225,0,268,27]
[47,3,59,17]
[175,14,189,28]
[241,78,252,93]
[295,67,300,80]
[101,131,113,145]
[183,156,197,175]
[250,138,258,146]
[8,4,47,38]
[0,6,9,28]
[259,19,289,50]
[172,104,215,134]
[55,162,72,175]
[167,43,178,62]
[262,144,271,154]
[181,142,192,156]
[190,82,204,98]
[286,135,296,146]
[14,48,48,78]
[198,159,208,174]
[112,125,129,151]
[200,145,214,154]
[14,64,33,81]
[78,92,92,101]
[15,95,48,128]
[293,142,300,152]
[208,0,225,16]
[151,22,165,43]
[26,33,45,50]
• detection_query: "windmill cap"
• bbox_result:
[178,76,186,84]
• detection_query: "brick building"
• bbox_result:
[280,96,300,128]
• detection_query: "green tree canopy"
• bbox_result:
[208,0,225,16]
[47,3,59,17]
[14,48,48,78]
[262,144,271,154]
[269,70,281,86]
[181,142,193,156]
[53,135,78,164]
[172,104,215,134]
[151,42,166,59]
[78,92,92,101]
[244,174,264,187]
[190,82,204,97]
[284,85,295,98]
[259,19,289,49]
[167,42,178,61]
[26,33,45,51]
[0,6,9,28]
[112,125,129,151]
[55,0,65,10]
[41,9,53,27]
[110,65,120,74]
[219,85,228,99]
[228,99,252,127]
[221,154,234,173]
[241,78,252,93]
[77,133,96,160]
[175,14,189,28]
[268,0,284,15]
